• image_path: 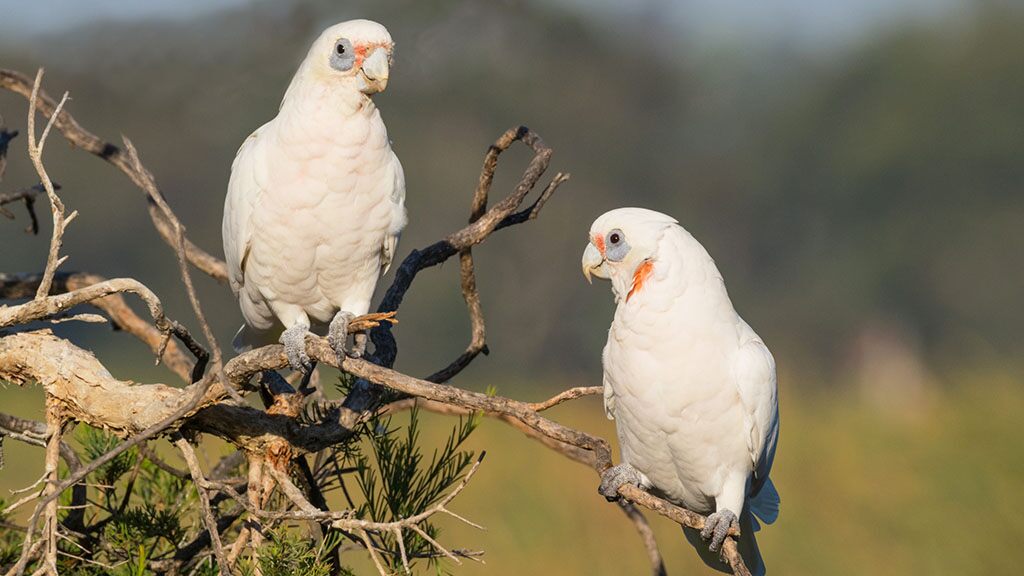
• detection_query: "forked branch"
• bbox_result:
[0,68,748,574]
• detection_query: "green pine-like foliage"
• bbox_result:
[0,386,479,576]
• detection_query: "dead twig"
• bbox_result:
[119,140,231,395]
[40,402,63,576]
[0,274,209,382]
[25,69,74,301]
[0,68,228,282]
[0,271,195,383]
[224,455,487,568]
[0,412,86,533]
[370,127,569,376]
[527,386,602,412]
[0,183,50,234]
[173,436,231,575]
[617,500,667,576]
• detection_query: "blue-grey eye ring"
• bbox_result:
[330,38,355,72]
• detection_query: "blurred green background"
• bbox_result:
[1,0,1022,573]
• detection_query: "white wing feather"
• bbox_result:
[223,124,269,295]
[380,151,406,275]
[602,370,616,420]
[733,321,780,520]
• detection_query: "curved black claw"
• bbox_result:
[701,509,739,552]
[280,324,312,373]
[598,463,642,502]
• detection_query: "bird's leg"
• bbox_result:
[598,463,643,501]
[701,509,738,552]
[327,310,358,361]
[280,322,313,373]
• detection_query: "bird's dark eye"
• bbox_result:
[610,233,621,244]
[330,38,355,71]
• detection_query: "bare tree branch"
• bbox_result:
[370,126,569,375]
[0,271,196,382]
[25,70,73,301]
[0,413,86,535]
[617,500,667,576]
[173,436,231,574]
[149,509,243,574]
[40,402,63,576]
[0,90,748,572]
[0,68,228,283]
[1,365,220,576]
[0,115,29,236]
[0,273,209,384]
[0,184,48,235]
[0,329,747,573]
[527,386,603,411]
[119,139,231,396]
[228,454,488,567]
[0,413,74,466]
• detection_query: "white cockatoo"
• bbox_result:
[582,208,779,575]
[222,20,406,372]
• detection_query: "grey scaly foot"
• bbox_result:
[327,311,357,360]
[701,509,738,552]
[280,323,312,373]
[598,463,642,501]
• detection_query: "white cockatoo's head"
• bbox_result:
[582,207,680,301]
[301,19,395,95]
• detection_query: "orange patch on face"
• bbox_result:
[354,42,392,69]
[627,260,654,302]
[592,234,606,256]
[354,44,368,68]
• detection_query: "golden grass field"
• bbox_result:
[2,371,1022,575]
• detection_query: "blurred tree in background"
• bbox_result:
[1,0,1020,390]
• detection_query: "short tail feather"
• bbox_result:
[749,477,780,527]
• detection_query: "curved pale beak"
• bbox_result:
[360,47,390,94]
[582,242,608,284]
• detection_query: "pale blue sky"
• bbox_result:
[1,0,964,47]
[1,0,248,35]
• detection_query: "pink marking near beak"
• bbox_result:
[354,42,392,70]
